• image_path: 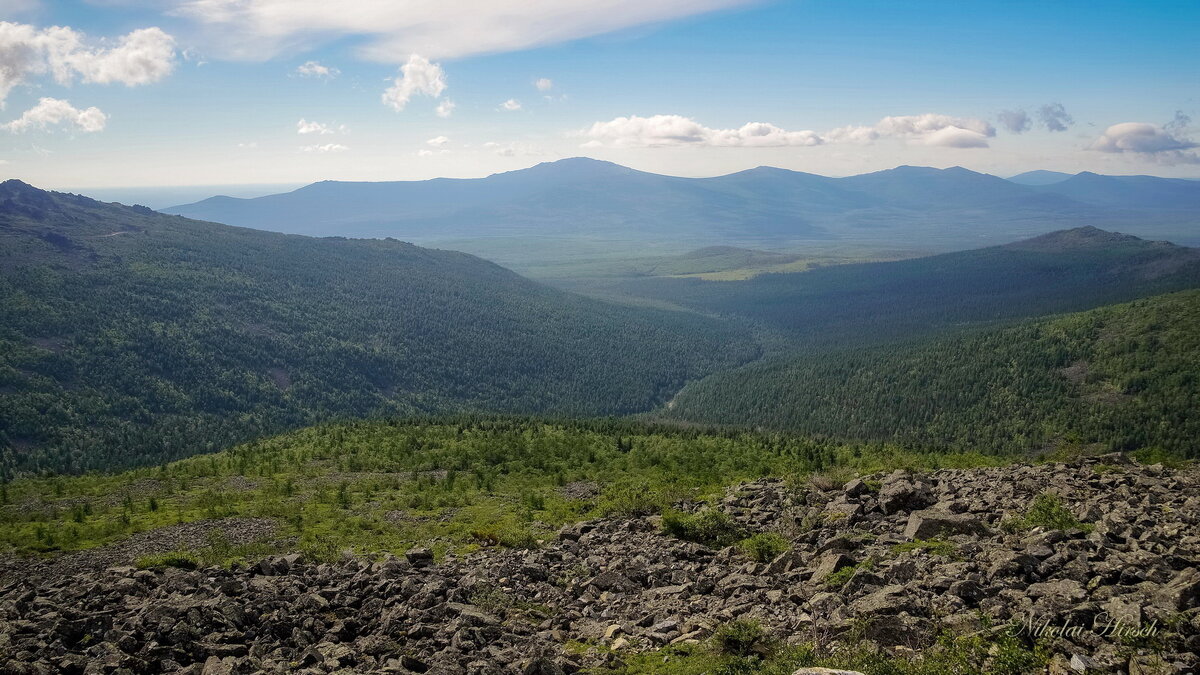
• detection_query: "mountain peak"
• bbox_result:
[0,179,45,197]
[1007,226,1145,251]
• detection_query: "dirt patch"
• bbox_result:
[222,476,259,492]
[267,367,292,391]
[558,481,602,501]
[29,337,66,353]
[1059,360,1089,385]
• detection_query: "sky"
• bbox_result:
[1,0,1199,191]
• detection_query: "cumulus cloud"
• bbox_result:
[535,77,553,91]
[0,22,175,105]
[296,118,344,135]
[300,143,348,153]
[296,60,338,79]
[997,109,1031,133]
[582,112,1001,150]
[583,114,823,148]
[426,135,449,146]
[1089,121,1198,163]
[500,98,522,111]
[2,97,106,132]
[382,54,446,112]
[434,98,456,118]
[169,0,754,61]
[826,113,995,147]
[1037,103,1073,132]
[483,140,544,157]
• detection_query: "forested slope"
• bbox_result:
[0,181,756,475]
[616,227,1200,346]
[662,289,1200,457]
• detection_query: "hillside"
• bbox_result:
[0,181,756,475]
[161,159,1200,265]
[613,227,1200,345]
[1029,172,1200,210]
[0,419,1194,672]
[661,289,1200,457]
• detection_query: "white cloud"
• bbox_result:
[500,98,522,112]
[1037,103,1073,132]
[417,149,435,157]
[296,60,338,79]
[1089,122,1198,163]
[382,54,446,112]
[426,135,449,147]
[2,97,106,133]
[921,125,991,149]
[435,98,456,118]
[582,114,822,148]
[997,109,1030,134]
[300,143,348,153]
[0,22,175,105]
[483,140,543,157]
[236,141,257,148]
[582,112,999,150]
[535,77,553,91]
[826,113,995,147]
[168,0,754,61]
[296,118,344,135]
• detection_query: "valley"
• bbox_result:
[2,168,1198,674]
[5,3,1200,673]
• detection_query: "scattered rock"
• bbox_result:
[1,458,1196,672]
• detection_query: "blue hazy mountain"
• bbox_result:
[1007,170,1074,186]
[162,158,1200,252]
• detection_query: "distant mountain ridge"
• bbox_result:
[160,159,1200,255]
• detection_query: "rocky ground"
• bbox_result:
[1,454,1198,674]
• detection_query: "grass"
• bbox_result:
[135,551,199,570]
[591,622,1049,675]
[824,557,877,589]
[892,538,961,558]
[1001,493,1093,533]
[0,418,1006,565]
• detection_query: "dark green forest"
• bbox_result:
[0,181,757,475]
[4,178,1200,477]
[615,227,1200,346]
[662,290,1200,457]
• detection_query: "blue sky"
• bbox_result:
[2,0,1198,190]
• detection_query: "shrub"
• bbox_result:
[739,532,790,562]
[711,619,776,658]
[662,509,745,547]
[1001,493,1091,533]
[597,482,670,517]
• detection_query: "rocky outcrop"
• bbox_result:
[1,455,1197,673]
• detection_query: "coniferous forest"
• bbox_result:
[0,181,757,475]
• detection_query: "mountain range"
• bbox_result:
[162,159,1200,264]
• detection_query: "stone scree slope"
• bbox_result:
[0,455,1198,673]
